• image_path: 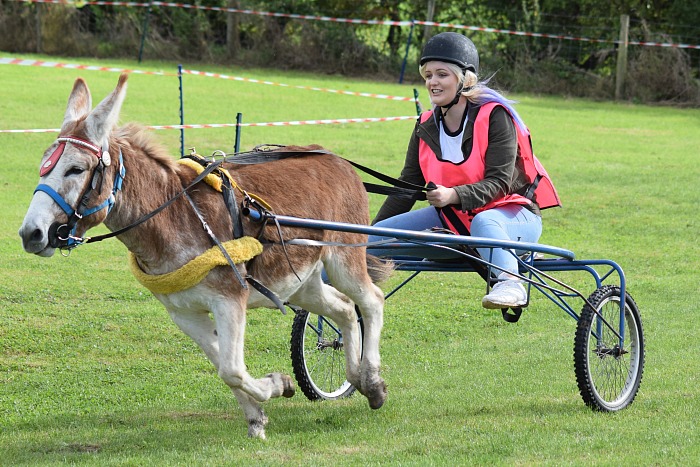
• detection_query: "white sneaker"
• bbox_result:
[482,280,527,309]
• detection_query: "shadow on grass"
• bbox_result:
[1,396,370,463]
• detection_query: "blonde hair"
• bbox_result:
[419,61,527,130]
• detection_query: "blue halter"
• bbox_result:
[34,150,126,248]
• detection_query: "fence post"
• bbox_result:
[615,14,629,101]
[399,22,415,84]
[234,113,242,153]
[35,2,42,54]
[413,88,423,115]
[138,2,153,63]
[178,64,184,158]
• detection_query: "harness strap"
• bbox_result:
[436,207,495,285]
[271,215,302,282]
[361,182,427,200]
[34,184,76,216]
[83,158,223,245]
[184,191,288,315]
[184,191,248,289]
[245,276,288,314]
[220,175,245,239]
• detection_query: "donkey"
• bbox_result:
[18,73,391,439]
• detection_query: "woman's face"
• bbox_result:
[423,61,459,107]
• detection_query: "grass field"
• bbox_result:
[1,54,700,465]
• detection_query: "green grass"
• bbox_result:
[2,53,700,465]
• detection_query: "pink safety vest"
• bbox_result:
[418,102,560,234]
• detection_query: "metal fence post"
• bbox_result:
[138,2,153,63]
[615,14,630,101]
[234,113,242,153]
[399,22,415,84]
[178,64,184,158]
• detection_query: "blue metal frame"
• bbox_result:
[244,210,628,346]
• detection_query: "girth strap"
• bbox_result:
[184,191,287,315]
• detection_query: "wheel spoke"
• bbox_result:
[291,309,361,400]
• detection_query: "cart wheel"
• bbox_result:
[290,308,363,401]
[574,285,645,411]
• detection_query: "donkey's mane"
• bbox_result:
[115,122,177,171]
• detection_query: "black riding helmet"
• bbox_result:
[420,32,479,74]
[420,32,479,114]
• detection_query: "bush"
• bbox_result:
[626,33,700,105]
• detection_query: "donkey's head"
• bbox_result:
[19,73,129,256]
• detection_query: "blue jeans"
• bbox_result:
[369,204,542,276]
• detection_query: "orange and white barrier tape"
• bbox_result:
[181,69,413,101]
[0,58,416,103]
[0,57,173,75]
[13,0,700,50]
[0,116,417,134]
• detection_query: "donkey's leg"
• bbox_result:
[166,308,271,438]
[290,272,363,389]
[325,252,387,410]
[210,295,295,402]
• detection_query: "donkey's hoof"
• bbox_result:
[366,379,387,410]
[247,422,266,440]
[282,374,296,398]
[247,413,268,439]
[265,373,296,398]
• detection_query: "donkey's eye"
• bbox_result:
[65,167,86,177]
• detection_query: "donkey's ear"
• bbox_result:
[61,77,92,133]
[84,73,129,144]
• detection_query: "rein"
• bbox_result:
[38,142,431,314]
[82,159,224,246]
[224,144,433,200]
[39,141,290,313]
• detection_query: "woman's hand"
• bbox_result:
[426,184,459,208]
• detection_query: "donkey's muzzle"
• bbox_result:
[48,222,71,249]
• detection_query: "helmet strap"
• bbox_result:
[440,82,465,116]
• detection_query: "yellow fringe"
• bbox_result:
[129,236,263,294]
[177,158,223,192]
[177,156,274,211]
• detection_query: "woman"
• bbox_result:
[371,32,560,309]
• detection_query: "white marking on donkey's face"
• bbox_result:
[18,74,128,257]
[18,143,97,256]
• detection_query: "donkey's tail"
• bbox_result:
[366,254,394,284]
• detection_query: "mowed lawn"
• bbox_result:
[1,54,699,465]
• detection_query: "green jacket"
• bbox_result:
[373,103,538,224]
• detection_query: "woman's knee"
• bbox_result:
[470,211,502,235]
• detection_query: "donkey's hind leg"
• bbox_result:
[323,252,387,409]
[289,266,363,391]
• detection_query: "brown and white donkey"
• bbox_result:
[18,73,391,439]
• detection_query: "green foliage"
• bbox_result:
[1,0,698,103]
[2,54,700,464]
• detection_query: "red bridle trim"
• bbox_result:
[39,136,102,177]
